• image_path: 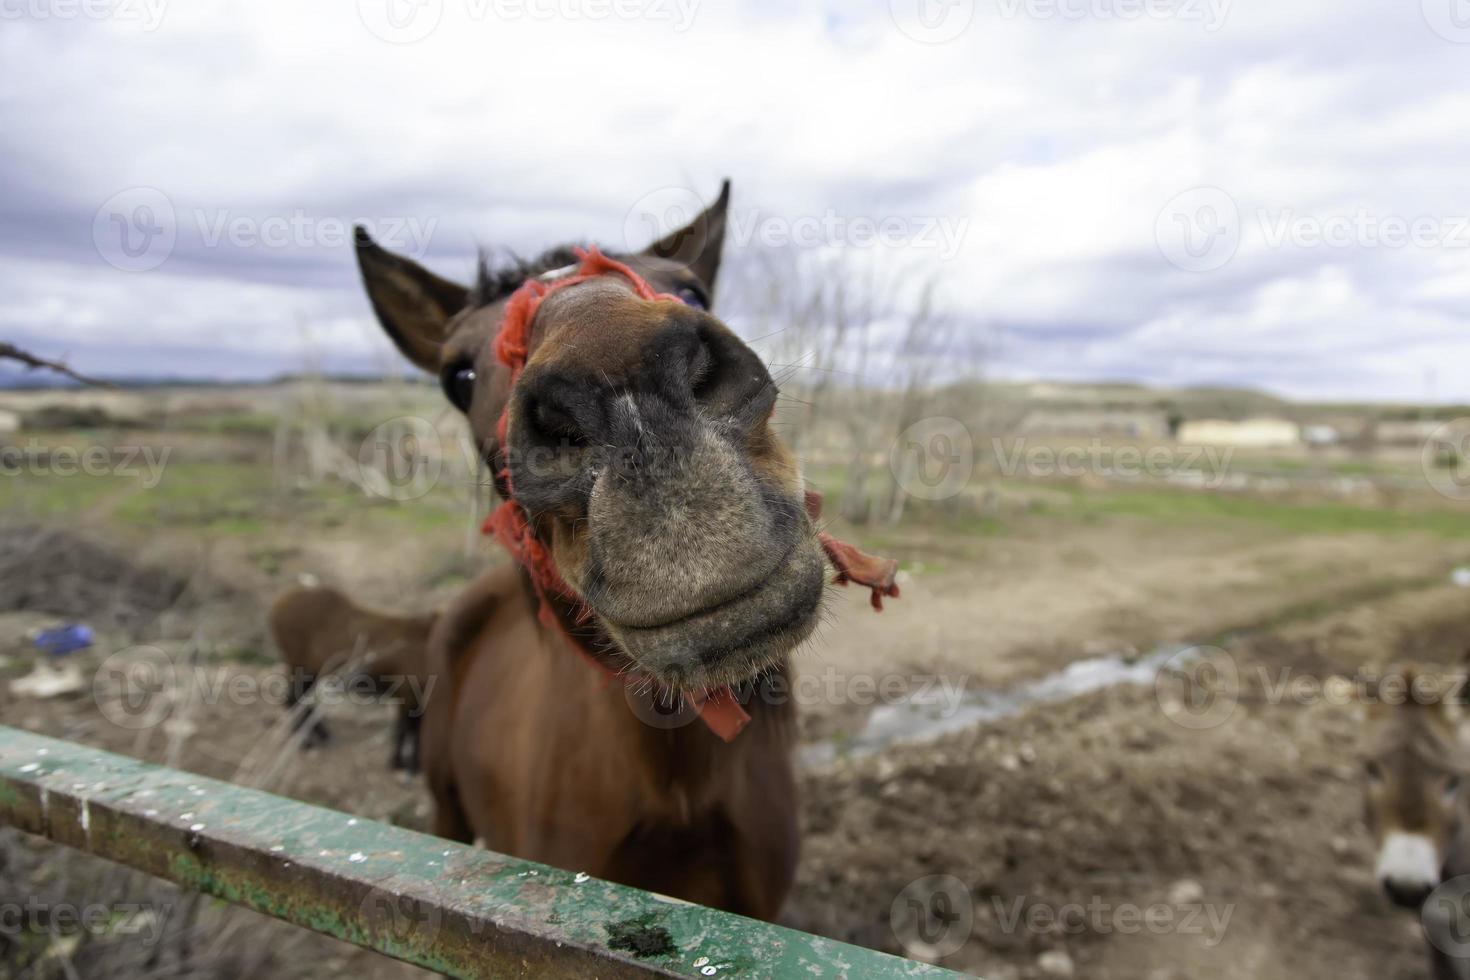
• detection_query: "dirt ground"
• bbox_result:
[3,504,1470,978]
[3,389,1469,978]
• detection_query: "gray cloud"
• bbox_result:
[1,0,1468,401]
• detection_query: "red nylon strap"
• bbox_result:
[480,248,900,743]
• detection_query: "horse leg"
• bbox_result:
[404,711,423,775]
[285,676,330,748]
[390,709,408,771]
[429,778,474,843]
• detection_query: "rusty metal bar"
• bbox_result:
[0,726,963,978]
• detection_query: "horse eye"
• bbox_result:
[441,363,477,412]
[1447,775,1462,797]
[1365,760,1384,783]
[676,286,706,310]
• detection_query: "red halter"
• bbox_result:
[481,247,900,742]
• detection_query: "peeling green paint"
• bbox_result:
[0,726,970,979]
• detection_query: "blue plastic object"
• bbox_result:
[32,624,93,657]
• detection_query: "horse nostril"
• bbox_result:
[1382,878,1434,908]
[515,370,605,452]
[686,320,775,430]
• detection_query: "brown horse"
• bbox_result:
[268,584,437,772]
[352,182,892,919]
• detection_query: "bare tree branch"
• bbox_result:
[0,341,113,387]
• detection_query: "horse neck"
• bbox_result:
[530,579,798,798]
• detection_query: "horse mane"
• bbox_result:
[469,244,595,308]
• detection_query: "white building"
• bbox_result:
[1177,418,1300,448]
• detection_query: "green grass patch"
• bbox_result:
[1065,486,1470,538]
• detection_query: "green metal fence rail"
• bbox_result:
[0,726,965,978]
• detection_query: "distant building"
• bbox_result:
[0,409,20,434]
[1177,418,1300,448]
[1016,409,1171,439]
[1374,419,1449,447]
[1301,425,1339,447]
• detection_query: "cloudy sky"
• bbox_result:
[2,0,1469,402]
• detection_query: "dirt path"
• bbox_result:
[4,519,1469,978]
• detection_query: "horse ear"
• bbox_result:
[354,226,469,373]
[642,179,731,293]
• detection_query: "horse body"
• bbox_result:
[421,564,798,917]
[268,584,436,771]
[347,183,857,919]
